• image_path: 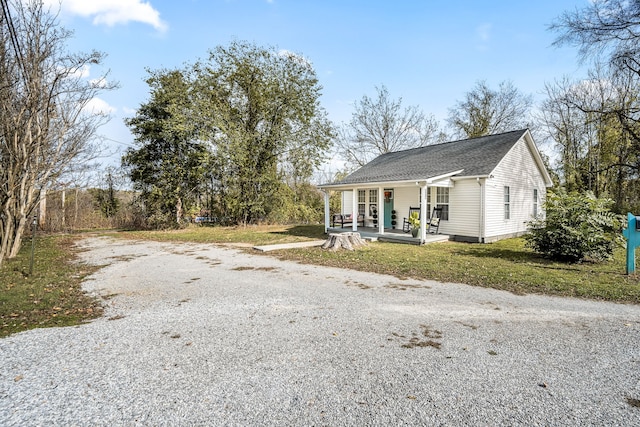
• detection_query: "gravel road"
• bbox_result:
[1,236,640,426]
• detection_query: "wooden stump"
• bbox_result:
[321,232,367,251]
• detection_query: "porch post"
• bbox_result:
[323,190,330,233]
[352,188,358,231]
[420,184,428,244]
[377,186,384,235]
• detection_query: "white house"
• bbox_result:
[318,129,554,243]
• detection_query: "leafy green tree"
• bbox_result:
[525,190,623,262]
[193,41,334,224]
[123,69,208,228]
[90,168,121,218]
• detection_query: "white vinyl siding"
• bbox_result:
[443,179,480,237]
[484,136,548,240]
[341,191,353,215]
[392,187,419,223]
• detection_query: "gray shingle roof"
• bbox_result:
[330,129,528,186]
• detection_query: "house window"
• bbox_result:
[504,186,510,220]
[358,190,366,217]
[533,188,539,217]
[436,187,449,221]
[368,189,378,217]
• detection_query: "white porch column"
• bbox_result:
[323,190,330,233]
[377,186,384,234]
[420,184,428,244]
[352,188,358,231]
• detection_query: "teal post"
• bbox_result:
[622,213,640,274]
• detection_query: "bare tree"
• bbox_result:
[538,67,640,210]
[0,0,114,266]
[336,85,440,168]
[447,80,533,139]
[551,0,640,76]
[551,0,640,140]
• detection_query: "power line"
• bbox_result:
[0,0,28,87]
[102,136,134,147]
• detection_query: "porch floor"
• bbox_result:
[327,226,450,245]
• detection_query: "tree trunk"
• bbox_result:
[322,232,367,251]
[176,196,183,224]
[9,214,27,258]
[0,209,15,267]
[39,188,47,227]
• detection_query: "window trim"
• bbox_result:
[436,187,449,221]
[368,189,378,217]
[504,186,510,220]
[357,189,366,217]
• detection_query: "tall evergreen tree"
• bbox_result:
[123,69,208,227]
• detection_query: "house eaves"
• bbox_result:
[320,129,529,189]
[318,169,464,190]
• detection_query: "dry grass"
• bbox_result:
[0,235,103,338]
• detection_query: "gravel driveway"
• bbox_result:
[1,236,640,426]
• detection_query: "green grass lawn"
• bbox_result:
[115,224,327,245]
[0,235,103,338]
[2,223,638,337]
[277,237,640,302]
[113,224,640,303]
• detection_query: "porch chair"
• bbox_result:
[427,207,443,234]
[402,207,421,233]
[331,213,365,228]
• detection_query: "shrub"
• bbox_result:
[525,190,623,262]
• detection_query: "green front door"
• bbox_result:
[384,189,393,228]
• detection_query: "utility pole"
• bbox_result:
[29,213,37,275]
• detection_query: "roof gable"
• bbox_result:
[330,129,530,186]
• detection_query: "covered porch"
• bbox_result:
[319,171,460,245]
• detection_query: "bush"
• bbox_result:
[525,190,623,262]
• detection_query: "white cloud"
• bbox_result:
[45,0,167,32]
[90,77,108,88]
[85,97,116,116]
[122,106,137,116]
[67,64,91,79]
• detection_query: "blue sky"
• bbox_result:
[47,0,589,172]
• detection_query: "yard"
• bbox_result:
[118,224,640,303]
[2,224,639,338]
